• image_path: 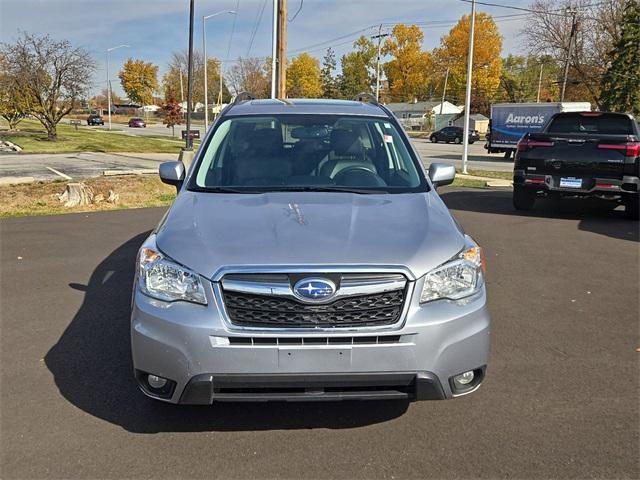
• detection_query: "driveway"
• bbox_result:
[1,188,637,478]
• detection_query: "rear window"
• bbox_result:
[547,113,634,135]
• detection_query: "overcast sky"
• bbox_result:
[0,0,534,97]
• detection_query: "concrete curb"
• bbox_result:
[103,169,157,176]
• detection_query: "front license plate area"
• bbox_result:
[278,347,352,370]
[559,177,582,188]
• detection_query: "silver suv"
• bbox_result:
[131,95,490,404]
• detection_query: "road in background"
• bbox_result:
[0,152,177,181]
[0,136,511,181]
[1,191,637,479]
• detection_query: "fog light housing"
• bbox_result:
[449,367,485,396]
[148,375,168,389]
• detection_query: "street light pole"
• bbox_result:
[461,0,476,175]
[203,10,236,132]
[270,0,277,98]
[106,44,129,131]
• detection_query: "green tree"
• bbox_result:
[119,58,159,105]
[0,32,95,140]
[498,54,560,103]
[286,52,323,98]
[599,0,640,115]
[161,97,183,137]
[382,24,431,102]
[320,48,339,98]
[339,36,377,98]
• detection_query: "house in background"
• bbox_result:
[452,113,490,134]
[385,101,462,130]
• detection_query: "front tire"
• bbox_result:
[513,186,536,211]
[454,137,461,144]
[430,135,437,143]
[623,194,639,220]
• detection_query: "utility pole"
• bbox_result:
[461,0,476,175]
[372,25,389,101]
[179,68,184,103]
[276,0,287,98]
[536,62,544,103]
[561,7,578,102]
[185,0,195,151]
[270,0,277,98]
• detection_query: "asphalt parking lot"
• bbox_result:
[1,189,637,479]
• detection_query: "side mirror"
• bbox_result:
[428,163,456,189]
[159,161,185,190]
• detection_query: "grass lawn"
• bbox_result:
[465,169,512,180]
[0,119,191,154]
[0,175,176,218]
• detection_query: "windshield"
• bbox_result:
[191,114,427,193]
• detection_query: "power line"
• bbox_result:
[246,0,268,57]
[288,0,304,22]
[225,0,241,62]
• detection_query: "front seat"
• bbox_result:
[231,128,291,185]
[319,128,376,179]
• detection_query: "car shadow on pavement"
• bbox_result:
[45,232,408,434]
[440,189,639,243]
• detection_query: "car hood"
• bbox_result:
[155,191,465,280]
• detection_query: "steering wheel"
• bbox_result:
[332,166,386,187]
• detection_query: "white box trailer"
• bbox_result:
[486,102,591,157]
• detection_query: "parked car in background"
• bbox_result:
[513,111,640,219]
[130,96,491,404]
[86,114,104,126]
[128,117,146,128]
[430,126,480,144]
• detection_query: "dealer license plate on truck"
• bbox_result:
[560,177,582,188]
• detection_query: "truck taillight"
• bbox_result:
[517,137,554,152]
[598,142,640,157]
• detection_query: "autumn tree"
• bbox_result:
[119,59,159,106]
[382,25,431,102]
[227,57,271,97]
[163,50,231,107]
[339,36,377,98]
[524,0,627,107]
[286,52,323,98]
[161,97,183,137]
[433,13,502,107]
[321,48,340,98]
[0,56,31,129]
[0,33,95,140]
[599,0,640,115]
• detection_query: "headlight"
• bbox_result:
[420,244,485,303]
[137,247,207,305]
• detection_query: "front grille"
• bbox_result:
[222,289,406,328]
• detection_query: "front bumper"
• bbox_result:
[131,274,491,404]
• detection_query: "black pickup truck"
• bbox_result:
[513,112,640,219]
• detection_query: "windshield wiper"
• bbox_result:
[189,186,265,194]
[272,186,384,194]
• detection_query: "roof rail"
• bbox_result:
[353,92,379,105]
[232,92,255,105]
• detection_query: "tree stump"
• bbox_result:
[58,183,94,207]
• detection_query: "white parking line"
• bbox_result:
[45,166,73,180]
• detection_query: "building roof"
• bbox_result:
[225,98,389,117]
[469,113,489,121]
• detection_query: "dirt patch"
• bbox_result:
[0,175,176,218]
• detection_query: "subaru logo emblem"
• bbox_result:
[293,278,336,302]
